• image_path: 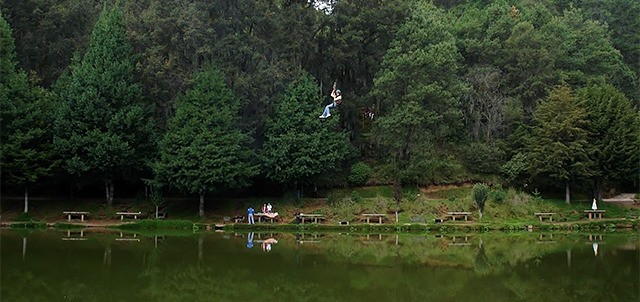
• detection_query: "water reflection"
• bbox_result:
[2,230,638,302]
[247,232,254,249]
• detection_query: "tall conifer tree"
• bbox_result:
[54,5,154,206]
[0,13,57,213]
[156,66,257,217]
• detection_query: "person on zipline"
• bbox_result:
[319,82,342,119]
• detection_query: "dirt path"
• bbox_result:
[603,193,638,208]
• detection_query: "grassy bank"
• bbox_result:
[3,186,638,232]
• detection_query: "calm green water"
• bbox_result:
[1,229,638,302]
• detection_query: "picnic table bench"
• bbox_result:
[446,212,472,221]
[116,212,142,221]
[62,211,89,222]
[254,213,279,223]
[534,212,557,222]
[360,213,387,224]
[584,210,605,220]
[299,213,325,224]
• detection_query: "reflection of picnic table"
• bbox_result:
[62,230,87,241]
[254,212,279,223]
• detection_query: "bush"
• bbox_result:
[492,190,507,204]
[348,162,371,186]
[350,191,363,203]
[327,191,347,206]
[15,212,32,222]
[473,183,490,218]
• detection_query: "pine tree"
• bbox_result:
[528,85,592,204]
[156,65,257,217]
[578,84,640,199]
[54,5,154,206]
[261,73,352,191]
[0,13,57,213]
[370,1,466,142]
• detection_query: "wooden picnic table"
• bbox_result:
[254,213,279,223]
[62,211,89,222]
[534,212,557,222]
[116,212,142,221]
[299,213,325,224]
[446,212,472,221]
[361,213,386,224]
[584,210,605,220]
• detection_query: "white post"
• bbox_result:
[22,237,27,260]
[24,187,29,213]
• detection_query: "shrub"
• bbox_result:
[15,212,32,222]
[473,183,490,219]
[348,162,371,186]
[350,191,363,203]
[492,190,507,204]
[327,191,347,206]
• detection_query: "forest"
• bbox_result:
[1,0,639,216]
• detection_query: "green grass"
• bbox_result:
[9,221,47,229]
[114,219,196,231]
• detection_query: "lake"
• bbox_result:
[1,229,638,301]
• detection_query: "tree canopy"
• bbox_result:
[1,0,638,203]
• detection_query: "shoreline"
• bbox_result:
[3,218,639,233]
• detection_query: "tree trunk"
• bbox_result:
[105,181,114,207]
[478,209,483,220]
[155,205,159,219]
[393,182,402,223]
[565,182,571,204]
[199,192,205,217]
[594,180,602,201]
[23,186,29,214]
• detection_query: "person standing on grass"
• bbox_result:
[247,206,255,224]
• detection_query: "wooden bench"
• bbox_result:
[360,213,386,224]
[534,212,556,222]
[446,212,471,221]
[584,210,605,220]
[299,213,325,224]
[116,212,142,221]
[254,213,279,223]
[62,211,89,222]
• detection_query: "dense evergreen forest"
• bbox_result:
[1,0,639,215]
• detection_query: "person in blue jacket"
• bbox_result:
[247,206,255,224]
